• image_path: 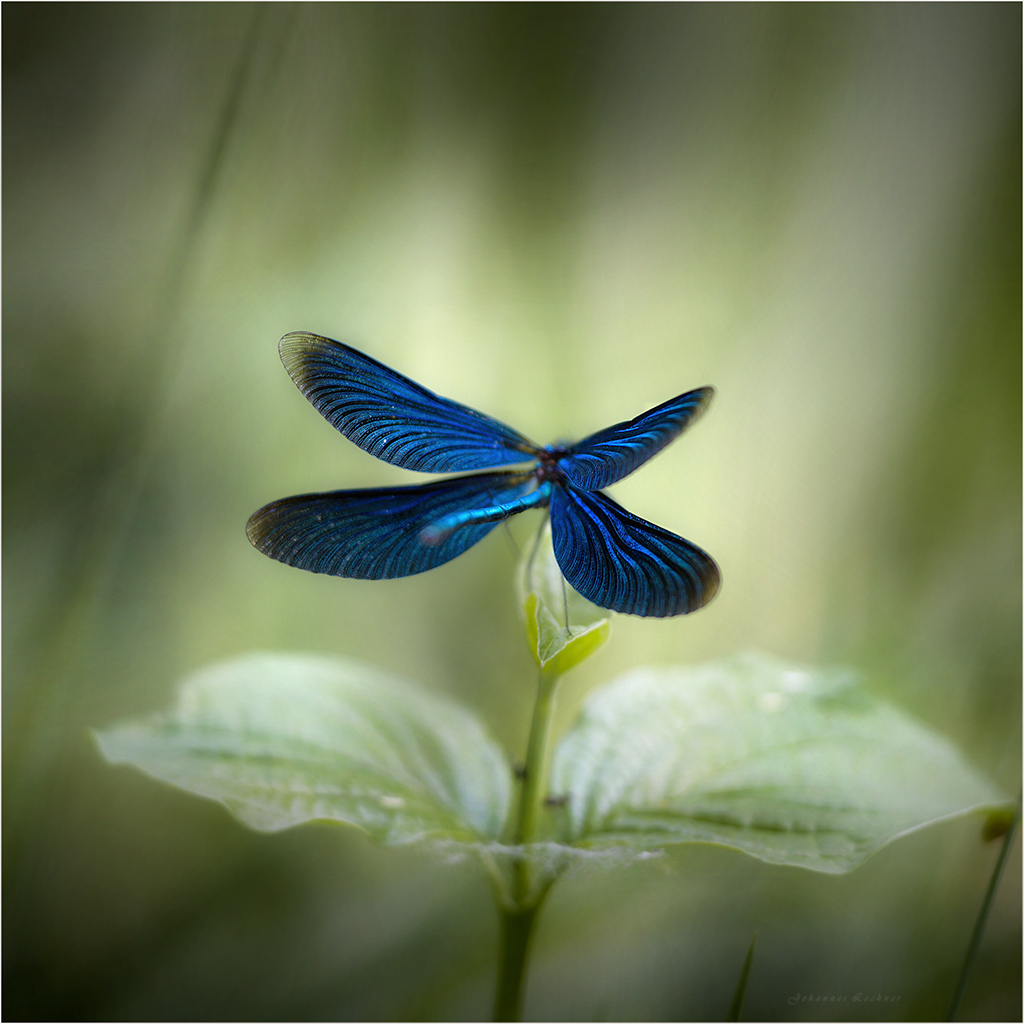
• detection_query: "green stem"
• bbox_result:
[492,667,561,1021]
[515,668,559,849]
[946,801,1019,1021]
[493,903,540,1022]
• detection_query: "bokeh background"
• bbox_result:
[4,4,1020,1020]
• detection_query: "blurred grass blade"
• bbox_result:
[946,796,1020,1021]
[551,653,1010,873]
[727,931,757,1022]
[95,653,512,845]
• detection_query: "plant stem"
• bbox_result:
[492,667,561,1021]
[515,668,559,850]
[494,903,540,1022]
[946,802,1019,1020]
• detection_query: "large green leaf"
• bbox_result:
[550,653,1009,873]
[97,651,1009,876]
[95,653,511,845]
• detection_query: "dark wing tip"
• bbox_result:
[679,547,721,615]
[279,330,327,348]
[686,385,715,420]
[245,502,279,555]
[278,331,336,383]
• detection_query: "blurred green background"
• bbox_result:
[4,4,1020,1020]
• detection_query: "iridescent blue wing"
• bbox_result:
[247,471,535,579]
[549,483,719,617]
[558,387,714,490]
[278,333,539,473]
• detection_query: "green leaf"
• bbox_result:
[550,653,1009,873]
[95,653,511,845]
[517,521,610,674]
